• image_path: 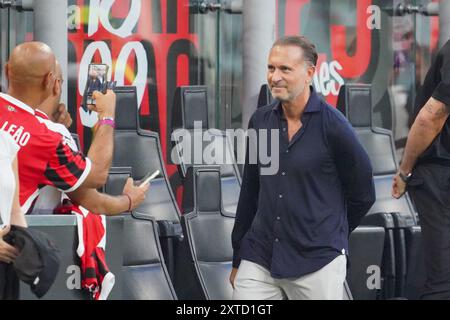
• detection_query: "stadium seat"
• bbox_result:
[337,83,423,299]
[112,86,183,279]
[257,84,274,108]
[347,226,385,300]
[175,166,234,300]
[103,167,133,196]
[122,212,178,300]
[104,167,177,300]
[171,86,241,216]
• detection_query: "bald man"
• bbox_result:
[32,61,147,215]
[0,42,148,215]
[37,61,72,128]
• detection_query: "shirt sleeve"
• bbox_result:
[42,139,92,193]
[0,131,19,161]
[327,109,376,233]
[432,41,450,106]
[231,114,260,268]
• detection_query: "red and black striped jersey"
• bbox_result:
[0,93,91,213]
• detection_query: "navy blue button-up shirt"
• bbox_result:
[231,88,375,278]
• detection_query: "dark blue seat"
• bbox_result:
[171,86,241,216]
[257,84,274,108]
[348,226,386,300]
[337,83,424,299]
[104,167,177,300]
[112,86,183,280]
[122,213,178,300]
[175,166,234,300]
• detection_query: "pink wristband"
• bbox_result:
[98,118,116,128]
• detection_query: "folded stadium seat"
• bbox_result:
[122,213,178,300]
[174,166,235,300]
[111,86,183,281]
[171,86,241,216]
[337,83,423,299]
[104,167,177,300]
[257,84,274,108]
[347,226,385,300]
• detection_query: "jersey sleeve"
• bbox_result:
[42,139,92,192]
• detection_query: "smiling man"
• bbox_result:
[230,36,375,300]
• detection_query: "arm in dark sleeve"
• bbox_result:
[328,111,376,233]
[231,116,259,268]
[432,40,450,106]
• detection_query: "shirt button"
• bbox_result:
[286,149,289,153]
[276,216,281,220]
[275,238,279,242]
[278,194,283,199]
[281,172,286,176]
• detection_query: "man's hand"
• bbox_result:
[122,178,150,211]
[229,267,238,289]
[391,173,407,199]
[53,103,73,128]
[0,225,19,264]
[88,90,116,119]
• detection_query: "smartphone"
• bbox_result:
[139,170,160,187]
[85,63,109,105]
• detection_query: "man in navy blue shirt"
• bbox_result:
[230,35,375,300]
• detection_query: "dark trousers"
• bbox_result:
[0,262,19,300]
[409,163,450,299]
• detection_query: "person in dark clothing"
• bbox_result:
[392,39,450,300]
[230,35,375,300]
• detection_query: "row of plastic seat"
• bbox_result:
[96,84,402,300]
[108,86,237,299]
[29,85,239,300]
[22,82,426,300]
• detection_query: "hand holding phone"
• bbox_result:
[83,63,116,106]
[139,170,160,187]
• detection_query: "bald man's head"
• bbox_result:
[6,41,56,88]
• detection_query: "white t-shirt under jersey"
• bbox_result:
[0,130,19,225]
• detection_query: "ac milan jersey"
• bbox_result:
[33,109,81,212]
[0,93,91,213]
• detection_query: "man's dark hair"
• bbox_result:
[272,35,318,67]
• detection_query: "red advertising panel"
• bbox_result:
[68,0,198,179]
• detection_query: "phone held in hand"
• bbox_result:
[83,63,117,106]
[139,170,160,187]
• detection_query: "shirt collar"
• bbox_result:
[0,93,35,115]
[272,86,322,115]
[35,109,50,120]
